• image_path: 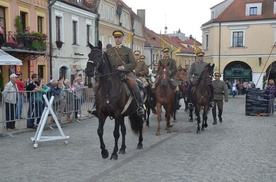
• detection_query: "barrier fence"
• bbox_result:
[0,87,95,137]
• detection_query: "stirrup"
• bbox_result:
[188,103,194,108]
[137,107,144,116]
[209,102,214,107]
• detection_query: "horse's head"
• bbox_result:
[201,63,215,84]
[85,41,103,77]
[158,62,170,85]
[176,67,188,82]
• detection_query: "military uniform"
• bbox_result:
[211,72,229,125]
[134,55,149,87]
[187,51,214,108]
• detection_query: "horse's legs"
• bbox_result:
[195,107,201,134]
[119,119,126,154]
[165,105,173,133]
[189,108,193,122]
[137,116,144,149]
[97,117,109,159]
[110,118,120,160]
[156,102,162,136]
[203,107,208,129]
[146,105,150,127]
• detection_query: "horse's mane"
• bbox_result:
[197,64,211,85]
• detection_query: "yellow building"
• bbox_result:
[0,0,48,84]
[202,0,276,88]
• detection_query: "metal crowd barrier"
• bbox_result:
[0,87,95,137]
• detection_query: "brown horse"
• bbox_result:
[85,41,143,160]
[176,67,189,111]
[155,62,176,135]
[192,63,214,134]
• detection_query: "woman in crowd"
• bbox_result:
[266,79,275,115]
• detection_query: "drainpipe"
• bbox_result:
[48,0,58,80]
[218,22,221,74]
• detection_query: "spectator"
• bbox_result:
[36,79,50,107]
[232,80,238,98]
[58,76,66,118]
[2,74,19,131]
[15,74,25,119]
[64,79,75,122]
[26,73,43,129]
[266,79,275,115]
[47,79,61,123]
[8,31,17,47]
[237,81,243,95]
[73,76,86,119]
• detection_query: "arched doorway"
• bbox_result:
[59,66,68,79]
[265,61,276,81]
[224,61,252,82]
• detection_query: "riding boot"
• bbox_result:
[208,84,214,107]
[218,109,223,123]
[187,84,194,108]
[175,91,181,110]
[133,87,145,116]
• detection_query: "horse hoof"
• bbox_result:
[137,143,143,149]
[156,131,161,136]
[119,148,126,154]
[110,153,118,160]
[196,131,200,134]
[174,120,177,123]
[101,149,109,159]
[201,127,205,131]
[167,129,172,133]
[189,118,193,122]
[204,123,208,128]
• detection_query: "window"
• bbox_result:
[72,21,77,45]
[56,16,61,41]
[232,31,244,47]
[108,36,112,44]
[99,34,104,46]
[0,6,6,42]
[249,7,257,15]
[86,24,90,45]
[205,34,209,49]
[37,16,43,33]
[20,11,27,32]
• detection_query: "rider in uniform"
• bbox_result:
[134,54,149,87]
[211,72,228,125]
[152,47,180,109]
[188,51,214,108]
[105,29,144,116]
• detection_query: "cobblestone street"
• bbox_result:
[1,95,276,182]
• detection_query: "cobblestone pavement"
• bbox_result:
[1,95,276,182]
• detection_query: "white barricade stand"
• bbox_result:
[31,95,69,148]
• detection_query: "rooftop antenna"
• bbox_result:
[164,14,167,34]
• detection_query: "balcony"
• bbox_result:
[2,32,47,52]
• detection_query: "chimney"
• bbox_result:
[137,9,145,26]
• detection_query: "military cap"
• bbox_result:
[162,47,170,52]
[140,55,146,59]
[214,72,221,77]
[112,30,124,36]
[134,50,141,55]
[196,51,205,57]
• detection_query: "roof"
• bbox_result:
[144,27,163,48]
[161,35,195,54]
[203,0,276,25]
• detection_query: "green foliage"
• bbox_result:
[15,16,23,35]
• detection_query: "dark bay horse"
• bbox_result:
[155,62,176,135]
[190,63,214,134]
[85,41,143,160]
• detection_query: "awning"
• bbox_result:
[0,49,22,65]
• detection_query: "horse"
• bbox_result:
[189,63,214,134]
[143,78,156,127]
[85,41,143,160]
[176,67,189,111]
[155,62,176,135]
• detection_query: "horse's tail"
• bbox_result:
[128,113,143,135]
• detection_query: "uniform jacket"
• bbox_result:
[106,45,137,72]
[189,61,208,80]
[2,81,18,104]
[134,60,149,77]
[212,80,229,101]
[158,57,177,78]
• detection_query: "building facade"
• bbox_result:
[50,0,97,81]
[202,0,276,88]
